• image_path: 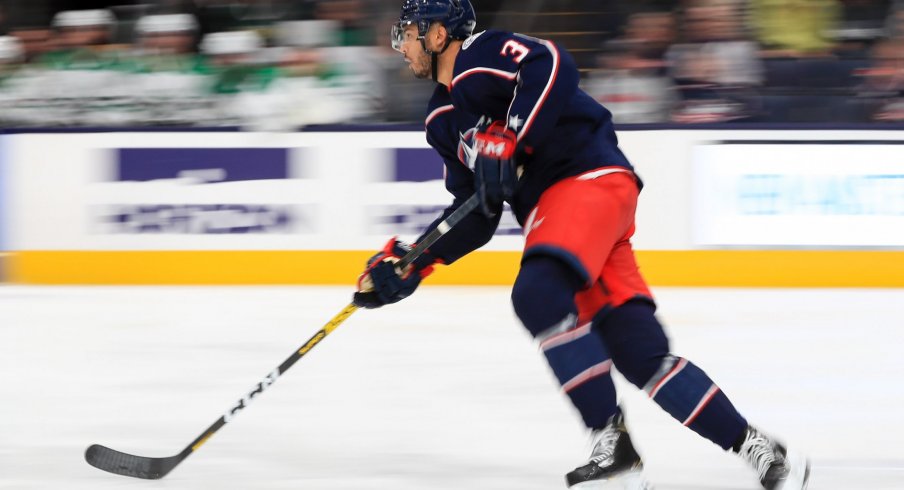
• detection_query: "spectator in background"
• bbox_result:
[831,0,890,56]
[52,8,116,48]
[129,13,211,126]
[750,0,842,56]
[37,9,128,101]
[193,0,303,34]
[0,35,34,126]
[135,12,197,57]
[273,19,338,77]
[667,0,762,122]
[198,30,297,130]
[861,38,904,120]
[0,35,23,80]
[272,18,373,126]
[199,30,273,92]
[4,9,136,127]
[8,26,54,62]
[583,11,678,123]
[621,9,676,62]
[886,1,904,37]
[298,1,383,121]
[669,1,762,86]
[38,8,120,68]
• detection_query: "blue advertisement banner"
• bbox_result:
[393,148,445,182]
[102,148,295,235]
[117,148,289,183]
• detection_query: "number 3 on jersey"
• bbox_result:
[500,40,529,63]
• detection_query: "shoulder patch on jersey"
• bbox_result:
[462,30,486,50]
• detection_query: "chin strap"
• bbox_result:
[421,35,453,82]
[431,51,439,81]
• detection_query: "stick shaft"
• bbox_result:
[187,302,358,454]
[86,193,480,479]
[397,194,480,270]
[84,303,360,479]
[188,197,479,454]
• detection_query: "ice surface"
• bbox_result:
[1,285,902,489]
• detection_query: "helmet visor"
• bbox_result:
[391,22,404,52]
[391,20,419,52]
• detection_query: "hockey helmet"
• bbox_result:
[391,0,477,52]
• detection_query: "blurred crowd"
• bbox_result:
[0,0,901,129]
[585,0,904,124]
[0,0,406,129]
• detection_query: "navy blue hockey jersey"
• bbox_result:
[418,30,636,264]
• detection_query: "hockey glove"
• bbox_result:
[353,237,439,309]
[472,120,518,217]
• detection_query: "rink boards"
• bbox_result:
[1,129,903,286]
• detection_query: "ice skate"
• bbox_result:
[566,411,652,489]
[736,426,810,490]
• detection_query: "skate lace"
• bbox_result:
[588,425,620,466]
[739,432,777,481]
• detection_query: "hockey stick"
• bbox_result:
[85,194,481,479]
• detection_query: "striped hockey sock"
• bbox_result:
[538,315,618,429]
[644,355,748,449]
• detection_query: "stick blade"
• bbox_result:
[85,444,181,479]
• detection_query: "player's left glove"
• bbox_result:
[353,237,439,309]
[472,120,518,217]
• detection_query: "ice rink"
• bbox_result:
[2,285,902,489]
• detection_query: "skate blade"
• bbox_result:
[778,451,810,490]
[569,470,653,490]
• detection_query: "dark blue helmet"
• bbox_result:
[391,0,477,52]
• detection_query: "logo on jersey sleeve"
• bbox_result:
[462,30,486,50]
[458,128,478,169]
[457,115,488,170]
[508,114,524,131]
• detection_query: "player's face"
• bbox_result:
[399,24,432,79]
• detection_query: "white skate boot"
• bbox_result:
[736,426,810,490]
[566,411,653,489]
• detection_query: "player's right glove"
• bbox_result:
[353,237,439,309]
[472,120,518,217]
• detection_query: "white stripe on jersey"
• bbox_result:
[451,67,518,88]
[515,39,560,141]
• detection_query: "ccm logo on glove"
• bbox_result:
[471,120,519,217]
[473,121,516,159]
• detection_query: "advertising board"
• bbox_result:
[693,142,904,247]
[4,130,903,286]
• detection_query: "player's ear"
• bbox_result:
[428,21,448,48]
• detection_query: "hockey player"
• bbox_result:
[354,1,811,488]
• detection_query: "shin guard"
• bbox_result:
[538,317,618,429]
[513,256,618,429]
[645,356,748,449]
